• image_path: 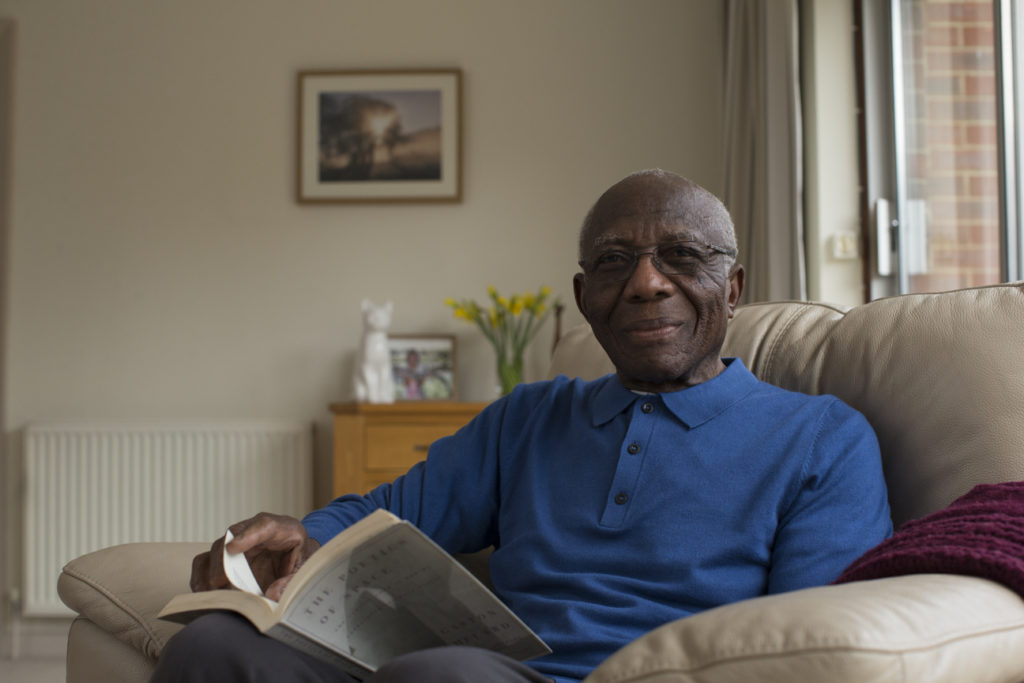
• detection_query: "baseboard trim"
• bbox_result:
[0,617,70,659]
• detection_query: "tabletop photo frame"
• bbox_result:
[296,69,462,203]
[387,335,457,401]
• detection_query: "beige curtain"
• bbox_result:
[723,0,806,303]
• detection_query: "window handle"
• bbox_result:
[874,199,896,276]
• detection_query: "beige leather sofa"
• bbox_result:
[59,282,1024,682]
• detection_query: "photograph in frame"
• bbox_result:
[388,335,457,401]
[297,69,462,203]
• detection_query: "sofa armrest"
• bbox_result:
[66,617,162,683]
[58,542,206,660]
[584,574,1024,683]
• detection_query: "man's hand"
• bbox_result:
[190,512,321,601]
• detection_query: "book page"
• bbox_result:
[280,522,548,670]
[280,524,443,668]
[223,529,264,596]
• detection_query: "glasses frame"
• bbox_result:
[578,240,738,283]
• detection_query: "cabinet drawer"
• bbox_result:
[331,401,490,498]
[364,423,465,469]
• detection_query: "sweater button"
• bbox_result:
[614,492,628,505]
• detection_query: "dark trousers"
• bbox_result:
[151,613,553,682]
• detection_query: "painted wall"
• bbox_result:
[3,0,726,477]
[0,0,730,653]
[803,0,866,306]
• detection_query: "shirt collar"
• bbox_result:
[590,358,757,428]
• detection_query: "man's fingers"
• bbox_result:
[225,518,261,553]
[283,537,321,575]
[281,543,304,576]
[189,552,206,592]
[189,551,225,593]
[205,536,227,588]
[265,574,296,602]
[226,513,305,555]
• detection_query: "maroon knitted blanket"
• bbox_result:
[834,481,1024,596]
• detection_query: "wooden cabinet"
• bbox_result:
[330,401,489,496]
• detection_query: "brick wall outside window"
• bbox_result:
[901,0,1002,291]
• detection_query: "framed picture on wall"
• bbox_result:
[296,69,462,203]
[387,335,457,401]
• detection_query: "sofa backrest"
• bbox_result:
[547,281,1024,528]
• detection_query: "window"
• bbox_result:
[859,0,1022,297]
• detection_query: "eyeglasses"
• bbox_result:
[578,241,737,283]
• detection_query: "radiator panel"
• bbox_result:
[23,421,314,616]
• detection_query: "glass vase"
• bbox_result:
[496,352,524,396]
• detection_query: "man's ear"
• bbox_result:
[573,273,589,322]
[726,264,745,318]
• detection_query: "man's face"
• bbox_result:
[573,179,744,393]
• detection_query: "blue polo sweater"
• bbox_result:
[303,359,892,682]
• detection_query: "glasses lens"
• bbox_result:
[656,243,707,274]
[590,250,635,281]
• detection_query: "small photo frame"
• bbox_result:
[388,335,457,401]
[296,69,462,203]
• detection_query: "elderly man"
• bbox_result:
[153,170,891,683]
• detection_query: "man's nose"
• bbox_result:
[624,252,675,296]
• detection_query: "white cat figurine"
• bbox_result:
[354,299,395,403]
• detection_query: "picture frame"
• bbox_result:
[296,69,462,203]
[387,335,457,401]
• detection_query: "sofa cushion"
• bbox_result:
[583,574,1024,683]
[58,542,205,660]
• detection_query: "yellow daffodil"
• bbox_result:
[445,285,560,395]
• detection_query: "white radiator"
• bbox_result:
[22,420,314,616]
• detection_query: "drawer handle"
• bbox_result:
[412,444,430,452]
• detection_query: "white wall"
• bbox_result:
[803,0,866,306]
[0,0,728,653]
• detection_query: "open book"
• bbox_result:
[158,509,550,679]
